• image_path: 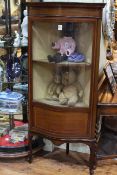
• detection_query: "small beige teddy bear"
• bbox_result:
[47,71,63,101]
[59,70,83,106]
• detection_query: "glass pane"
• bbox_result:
[32,21,93,107]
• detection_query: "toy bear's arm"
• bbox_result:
[59,92,68,105]
[56,84,63,95]
[77,81,84,98]
[47,82,57,96]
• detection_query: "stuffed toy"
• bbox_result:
[68,52,85,63]
[48,36,76,63]
[48,53,67,63]
[47,71,63,101]
[52,36,76,56]
[59,70,83,106]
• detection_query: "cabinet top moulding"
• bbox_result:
[26,2,105,19]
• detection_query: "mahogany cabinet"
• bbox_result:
[27,2,105,175]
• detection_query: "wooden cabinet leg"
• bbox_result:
[89,141,97,175]
[66,143,69,155]
[28,133,33,163]
[89,169,94,175]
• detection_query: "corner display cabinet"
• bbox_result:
[28,2,105,175]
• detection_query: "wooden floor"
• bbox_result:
[0,149,117,175]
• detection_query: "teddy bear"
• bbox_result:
[47,70,63,101]
[59,70,83,107]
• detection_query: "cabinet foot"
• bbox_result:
[66,143,69,155]
[28,156,32,164]
[89,169,94,175]
[89,141,97,175]
[28,133,33,163]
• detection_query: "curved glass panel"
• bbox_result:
[32,21,93,108]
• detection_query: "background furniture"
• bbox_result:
[97,61,117,160]
[0,0,44,158]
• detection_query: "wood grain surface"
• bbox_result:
[0,149,117,175]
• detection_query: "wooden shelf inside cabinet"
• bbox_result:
[33,99,89,108]
[33,59,91,67]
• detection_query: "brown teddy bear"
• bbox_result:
[59,70,83,107]
[47,71,63,101]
